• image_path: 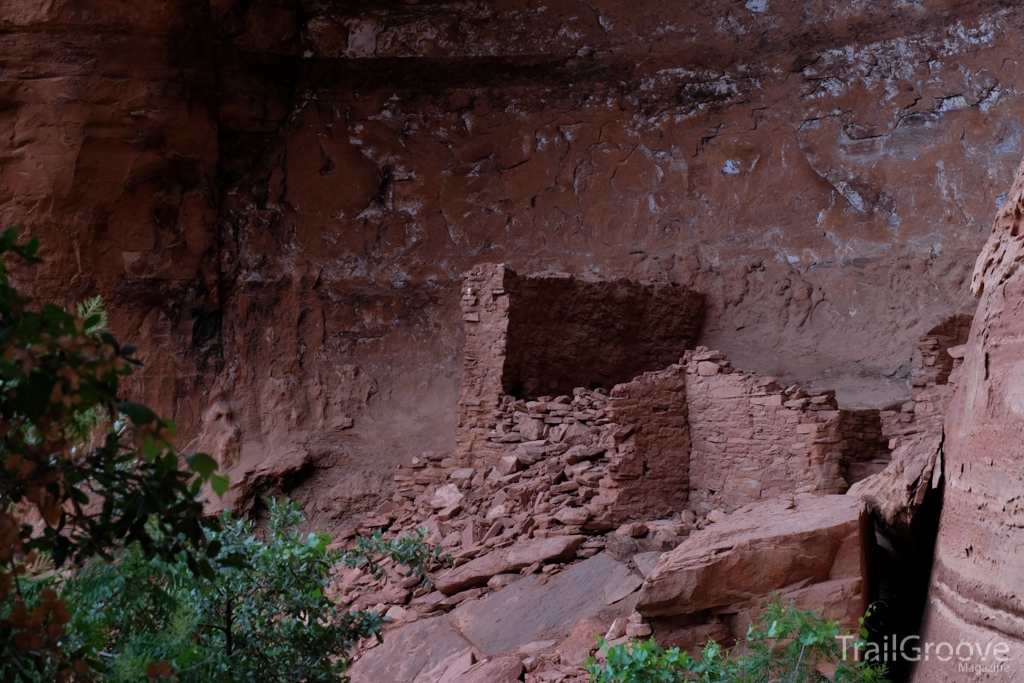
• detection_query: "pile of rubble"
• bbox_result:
[486,387,614,445]
[332,382,701,681]
[336,432,697,621]
[330,360,881,681]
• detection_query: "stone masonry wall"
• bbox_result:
[595,365,691,526]
[842,410,893,485]
[684,348,890,514]
[460,326,894,523]
[878,322,970,448]
[472,364,692,528]
[456,264,515,460]
[473,349,893,523]
[457,264,702,465]
[457,268,897,525]
[914,316,973,389]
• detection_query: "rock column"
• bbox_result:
[912,158,1024,682]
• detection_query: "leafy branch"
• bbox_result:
[586,597,889,683]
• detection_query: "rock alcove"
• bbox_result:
[7,0,1024,681]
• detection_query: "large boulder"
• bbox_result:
[635,494,870,636]
[455,656,523,683]
[346,616,473,683]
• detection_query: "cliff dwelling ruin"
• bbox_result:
[7,0,1024,681]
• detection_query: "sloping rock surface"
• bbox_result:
[346,616,471,683]
[350,552,635,682]
[848,423,942,551]
[450,552,634,654]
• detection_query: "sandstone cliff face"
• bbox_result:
[4,1,1024,519]
[911,158,1024,682]
[0,0,219,435]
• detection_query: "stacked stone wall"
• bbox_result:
[841,410,890,484]
[472,364,691,527]
[456,264,515,460]
[457,265,907,523]
[457,264,702,467]
[596,365,691,525]
[684,349,890,514]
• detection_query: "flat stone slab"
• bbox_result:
[435,535,585,594]
[458,656,524,683]
[450,552,633,654]
[347,616,471,683]
[633,550,664,578]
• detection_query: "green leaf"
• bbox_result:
[211,473,230,497]
[218,551,248,569]
[141,434,161,460]
[23,236,39,259]
[187,452,219,480]
[1,226,18,247]
[197,558,215,580]
[116,400,159,426]
[70,487,90,505]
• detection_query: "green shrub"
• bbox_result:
[587,598,889,683]
[0,228,224,680]
[54,498,436,682]
[0,229,438,681]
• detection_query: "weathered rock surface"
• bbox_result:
[0,2,220,459]
[427,650,477,683]
[633,551,665,579]
[457,657,524,683]
[7,1,1022,522]
[346,617,471,683]
[450,552,635,654]
[636,495,870,633]
[350,552,636,681]
[848,424,943,552]
[911,157,1024,682]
